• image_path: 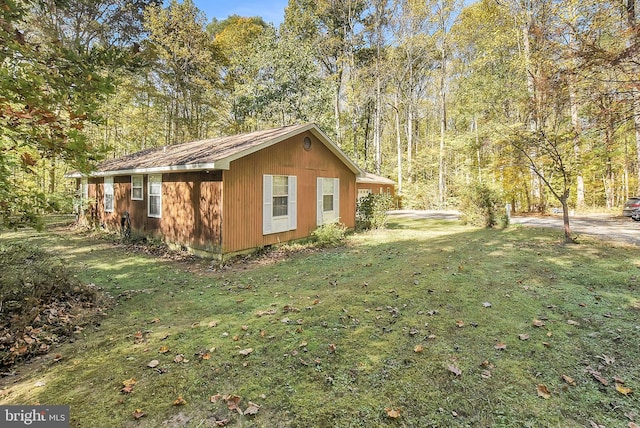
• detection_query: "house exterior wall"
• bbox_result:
[86,172,223,254]
[222,131,356,254]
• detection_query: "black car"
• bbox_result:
[623,197,640,216]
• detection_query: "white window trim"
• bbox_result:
[148,174,162,218]
[131,175,144,201]
[81,178,89,203]
[317,177,340,226]
[104,177,114,213]
[263,174,297,235]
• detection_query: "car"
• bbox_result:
[623,197,640,216]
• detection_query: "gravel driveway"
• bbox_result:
[388,209,640,246]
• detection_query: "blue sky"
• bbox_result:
[191,0,289,26]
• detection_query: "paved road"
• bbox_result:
[388,209,640,246]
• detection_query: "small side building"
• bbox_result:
[356,172,396,199]
[68,123,362,259]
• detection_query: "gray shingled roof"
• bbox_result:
[67,123,362,178]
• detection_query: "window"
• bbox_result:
[131,175,143,200]
[104,177,114,213]
[80,178,89,203]
[272,175,289,217]
[148,174,162,218]
[317,177,339,225]
[263,175,297,234]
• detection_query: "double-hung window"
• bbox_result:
[263,175,297,234]
[148,174,162,218]
[317,177,340,225]
[131,175,143,200]
[104,177,114,213]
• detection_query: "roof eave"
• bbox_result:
[64,162,223,178]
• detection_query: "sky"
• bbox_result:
[191,0,289,27]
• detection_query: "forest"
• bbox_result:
[1,0,639,229]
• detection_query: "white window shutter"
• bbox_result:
[288,176,297,230]
[263,175,272,235]
[333,178,340,221]
[317,177,323,226]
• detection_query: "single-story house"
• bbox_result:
[68,123,389,259]
[356,172,396,199]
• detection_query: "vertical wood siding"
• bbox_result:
[222,131,356,254]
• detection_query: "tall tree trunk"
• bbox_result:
[394,93,403,194]
[438,44,447,205]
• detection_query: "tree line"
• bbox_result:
[1,0,639,231]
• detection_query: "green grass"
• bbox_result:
[1,218,639,427]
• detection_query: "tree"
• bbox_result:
[1,0,148,228]
[144,0,222,144]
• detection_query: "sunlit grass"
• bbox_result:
[1,218,638,427]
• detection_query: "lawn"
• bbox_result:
[1,217,639,427]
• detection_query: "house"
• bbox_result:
[68,123,368,259]
[356,172,396,200]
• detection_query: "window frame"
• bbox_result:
[317,177,340,226]
[263,174,297,235]
[131,175,144,201]
[148,174,162,218]
[104,177,114,213]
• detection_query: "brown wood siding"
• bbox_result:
[222,131,356,254]
[160,171,222,253]
[87,172,223,254]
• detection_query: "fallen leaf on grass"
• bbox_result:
[225,395,243,414]
[629,423,639,428]
[385,408,401,418]
[121,378,136,394]
[328,343,337,353]
[494,342,507,350]
[208,321,218,327]
[414,344,424,353]
[616,383,633,395]
[537,384,551,399]
[147,359,160,368]
[519,334,530,341]
[481,370,492,379]
[173,395,187,406]
[588,369,609,386]
[132,409,146,419]
[456,320,465,328]
[53,354,63,362]
[213,418,229,427]
[562,375,576,386]
[200,352,211,360]
[482,302,492,308]
[174,354,188,363]
[567,319,580,326]
[159,346,170,354]
[448,364,462,376]
[239,348,253,356]
[244,402,260,415]
[532,319,545,327]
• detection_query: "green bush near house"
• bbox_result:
[311,221,347,246]
[356,193,393,230]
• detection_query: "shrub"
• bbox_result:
[311,221,347,247]
[356,193,393,230]
[459,182,507,228]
